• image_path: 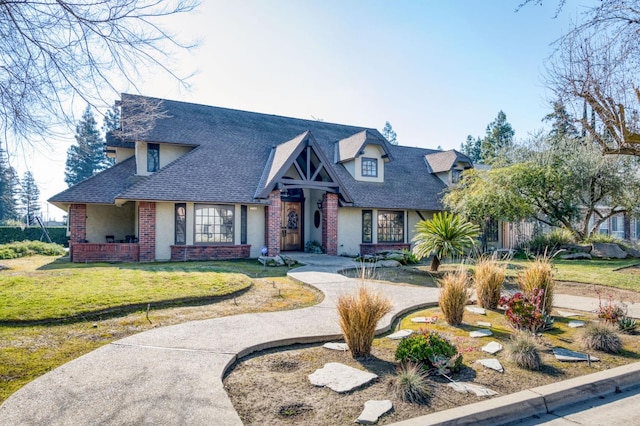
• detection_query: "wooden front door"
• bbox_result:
[281,201,302,251]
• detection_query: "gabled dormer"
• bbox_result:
[335,130,393,182]
[134,141,195,176]
[424,150,473,186]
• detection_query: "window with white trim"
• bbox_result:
[378,210,404,242]
[361,157,378,177]
[194,204,234,244]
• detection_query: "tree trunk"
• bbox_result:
[430,256,441,272]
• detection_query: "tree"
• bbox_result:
[445,135,640,239]
[412,212,479,272]
[460,135,482,163]
[0,0,197,146]
[528,0,640,156]
[0,147,17,222]
[65,106,111,186]
[20,171,40,226]
[480,111,515,163]
[543,100,579,140]
[381,121,398,145]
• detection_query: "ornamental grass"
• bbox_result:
[337,286,392,358]
[387,362,430,404]
[580,323,623,354]
[507,332,541,370]
[517,256,555,314]
[474,257,506,309]
[438,269,470,326]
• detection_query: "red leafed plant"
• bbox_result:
[499,289,547,333]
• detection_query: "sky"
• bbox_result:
[15,0,595,221]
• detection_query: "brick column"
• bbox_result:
[322,193,338,255]
[138,202,156,262]
[68,204,87,262]
[264,190,281,256]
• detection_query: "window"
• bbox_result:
[361,157,378,177]
[362,210,372,243]
[599,219,609,235]
[175,203,186,245]
[240,205,247,245]
[378,210,404,242]
[635,218,640,240]
[451,169,463,184]
[195,204,234,243]
[147,143,160,172]
[611,216,619,233]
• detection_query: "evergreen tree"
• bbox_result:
[381,121,398,145]
[543,100,578,140]
[460,135,482,163]
[101,105,119,167]
[65,105,111,186]
[480,111,515,164]
[20,171,40,226]
[0,147,17,222]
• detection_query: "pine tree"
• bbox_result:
[543,101,578,140]
[480,111,515,164]
[0,146,18,222]
[20,171,40,226]
[65,105,111,186]
[381,121,398,145]
[460,135,482,163]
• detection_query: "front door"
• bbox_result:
[281,201,302,251]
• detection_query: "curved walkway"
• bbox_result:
[2,255,639,425]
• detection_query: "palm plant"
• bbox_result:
[412,212,479,271]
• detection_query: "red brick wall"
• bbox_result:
[360,243,410,256]
[322,193,338,255]
[138,202,156,262]
[170,245,251,261]
[265,190,281,257]
[69,204,87,243]
[71,243,140,262]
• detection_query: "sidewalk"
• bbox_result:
[1,256,638,425]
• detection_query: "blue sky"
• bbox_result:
[22,0,593,220]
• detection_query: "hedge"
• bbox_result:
[0,227,68,247]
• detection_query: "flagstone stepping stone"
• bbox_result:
[568,320,586,328]
[557,310,580,318]
[308,363,378,393]
[387,329,413,339]
[553,347,600,362]
[470,329,493,338]
[481,341,503,354]
[323,342,348,351]
[476,321,492,327]
[411,316,438,324]
[355,400,393,424]
[448,382,498,396]
[477,358,504,373]
[466,306,486,315]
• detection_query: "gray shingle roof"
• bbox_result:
[52,94,449,211]
[335,129,392,163]
[424,150,472,173]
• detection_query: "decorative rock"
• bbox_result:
[481,341,503,354]
[448,382,498,396]
[258,255,285,266]
[560,244,592,253]
[355,400,393,424]
[626,246,640,258]
[466,306,486,315]
[553,347,600,362]
[591,243,627,259]
[477,358,504,373]
[568,320,585,328]
[476,321,492,327]
[376,260,401,268]
[470,329,493,338]
[560,252,592,260]
[411,316,437,324]
[557,310,579,318]
[308,363,378,393]
[387,329,413,340]
[323,342,348,351]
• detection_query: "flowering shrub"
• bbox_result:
[395,330,465,374]
[499,289,547,333]
[596,291,626,325]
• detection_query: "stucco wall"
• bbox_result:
[155,202,174,260]
[408,210,435,248]
[136,142,193,176]
[247,205,265,257]
[115,147,135,163]
[355,145,385,183]
[85,203,135,243]
[337,208,363,256]
[308,190,323,244]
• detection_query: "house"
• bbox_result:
[49,94,473,262]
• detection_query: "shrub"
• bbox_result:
[617,316,637,334]
[517,256,555,314]
[395,330,463,374]
[583,233,622,244]
[528,228,575,255]
[401,249,419,265]
[507,333,541,370]
[596,292,626,325]
[0,241,66,259]
[474,257,505,309]
[387,362,430,403]
[499,291,547,333]
[337,286,392,358]
[580,323,622,354]
[438,269,470,326]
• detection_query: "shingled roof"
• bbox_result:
[424,150,472,174]
[52,94,449,211]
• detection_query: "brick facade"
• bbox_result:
[360,243,411,256]
[138,202,156,262]
[170,245,251,261]
[69,204,87,243]
[322,193,338,255]
[264,190,281,257]
[71,243,140,262]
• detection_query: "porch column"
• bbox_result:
[68,204,87,262]
[322,193,338,255]
[139,202,156,262]
[265,190,281,256]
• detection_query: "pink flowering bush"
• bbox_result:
[499,289,547,333]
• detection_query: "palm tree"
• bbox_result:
[412,212,479,271]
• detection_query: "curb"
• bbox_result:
[388,361,640,425]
